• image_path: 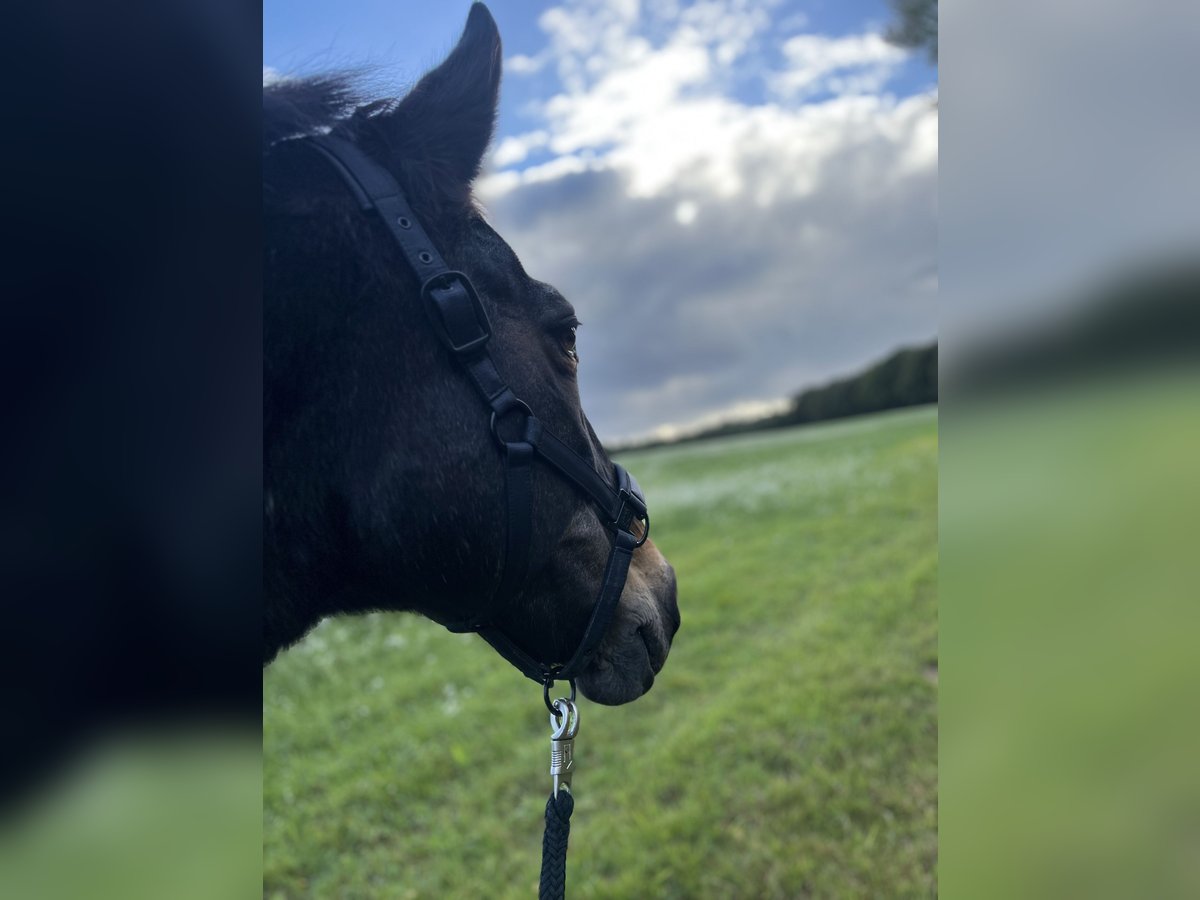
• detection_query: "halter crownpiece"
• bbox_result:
[303,133,650,686]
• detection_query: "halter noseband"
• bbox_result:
[303,134,650,687]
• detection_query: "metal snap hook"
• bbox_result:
[548,697,579,796]
[543,675,577,714]
[549,698,579,740]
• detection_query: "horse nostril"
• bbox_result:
[665,571,680,639]
[639,624,669,675]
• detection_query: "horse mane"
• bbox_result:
[262,72,480,230]
[262,75,364,150]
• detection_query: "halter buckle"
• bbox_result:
[422,271,491,356]
[613,488,650,546]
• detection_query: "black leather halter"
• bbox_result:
[304,134,650,687]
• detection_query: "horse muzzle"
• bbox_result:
[577,542,678,705]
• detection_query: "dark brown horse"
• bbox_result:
[263,3,678,704]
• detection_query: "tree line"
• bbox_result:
[616,342,938,452]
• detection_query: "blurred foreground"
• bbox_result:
[0,727,260,900]
[942,364,1200,897]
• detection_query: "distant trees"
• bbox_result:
[613,343,938,452]
[950,262,1200,396]
[885,0,938,64]
[783,343,938,427]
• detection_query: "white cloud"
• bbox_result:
[490,1,917,202]
[481,153,604,194]
[640,397,793,443]
[674,200,699,225]
[492,130,551,167]
[506,53,549,75]
[768,33,905,101]
[479,0,935,441]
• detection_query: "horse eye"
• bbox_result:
[558,325,578,361]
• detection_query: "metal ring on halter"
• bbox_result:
[543,675,577,714]
[489,398,533,448]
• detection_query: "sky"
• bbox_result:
[265,0,938,443]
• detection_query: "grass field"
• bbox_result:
[264,405,938,898]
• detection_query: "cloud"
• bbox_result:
[505,53,549,75]
[479,0,936,441]
[492,130,551,167]
[769,33,906,101]
[640,397,793,444]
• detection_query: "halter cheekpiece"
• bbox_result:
[303,134,650,689]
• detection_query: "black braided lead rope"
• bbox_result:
[539,789,575,900]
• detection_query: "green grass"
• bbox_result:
[264,406,938,898]
[939,370,1200,899]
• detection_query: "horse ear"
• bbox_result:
[382,3,502,189]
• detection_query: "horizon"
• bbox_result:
[265,0,938,442]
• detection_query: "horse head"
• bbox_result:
[263,4,678,704]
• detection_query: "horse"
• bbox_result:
[263,3,678,705]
